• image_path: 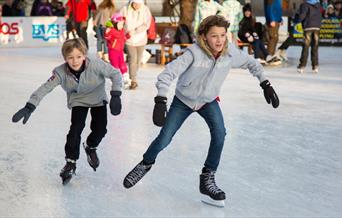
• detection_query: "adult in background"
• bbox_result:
[295,0,322,73]
[221,0,243,44]
[65,0,95,48]
[264,0,282,57]
[120,0,151,90]
[193,0,224,34]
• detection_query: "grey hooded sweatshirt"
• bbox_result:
[28,57,122,109]
[156,42,267,110]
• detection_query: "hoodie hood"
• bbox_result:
[306,0,320,5]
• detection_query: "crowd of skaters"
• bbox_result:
[1,0,342,77]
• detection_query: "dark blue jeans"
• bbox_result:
[143,96,227,171]
[96,25,108,54]
[252,39,269,59]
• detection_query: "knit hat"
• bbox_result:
[243,3,252,13]
[111,12,125,23]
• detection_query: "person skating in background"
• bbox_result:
[295,0,322,73]
[123,15,279,207]
[193,0,224,34]
[120,0,151,90]
[221,0,243,44]
[65,0,95,48]
[264,0,283,58]
[105,13,131,89]
[93,0,116,62]
[12,38,123,185]
[238,3,281,65]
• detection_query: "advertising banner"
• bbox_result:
[292,18,342,46]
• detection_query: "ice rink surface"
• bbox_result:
[0,45,341,217]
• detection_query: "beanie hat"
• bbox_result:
[243,3,252,13]
[111,12,125,23]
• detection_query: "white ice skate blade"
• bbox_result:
[201,195,225,208]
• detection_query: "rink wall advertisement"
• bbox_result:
[292,18,342,46]
[0,17,95,47]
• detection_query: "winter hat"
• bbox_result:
[243,3,252,13]
[327,4,334,9]
[111,12,125,23]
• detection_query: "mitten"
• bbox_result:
[12,103,36,124]
[260,80,279,108]
[153,96,167,127]
[110,91,122,115]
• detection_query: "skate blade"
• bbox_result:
[61,175,72,185]
[201,195,225,208]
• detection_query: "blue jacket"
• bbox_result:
[294,0,322,30]
[156,42,267,110]
[264,0,283,24]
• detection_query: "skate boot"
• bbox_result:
[200,167,226,207]
[123,160,152,188]
[83,142,99,171]
[123,73,131,89]
[60,160,76,185]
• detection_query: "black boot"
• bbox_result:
[200,167,226,207]
[60,160,76,185]
[123,160,153,189]
[83,142,99,171]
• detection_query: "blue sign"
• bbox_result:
[32,23,66,41]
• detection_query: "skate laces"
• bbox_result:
[204,172,223,195]
[126,163,151,185]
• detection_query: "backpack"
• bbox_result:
[175,24,193,44]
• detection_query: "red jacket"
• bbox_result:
[105,28,130,51]
[65,0,91,23]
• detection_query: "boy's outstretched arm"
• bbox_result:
[230,44,279,108]
[12,71,62,124]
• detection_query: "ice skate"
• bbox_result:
[312,66,319,74]
[200,167,226,207]
[83,142,99,171]
[60,160,76,185]
[266,55,281,66]
[123,160,152,188]
[297,67,304,74]
[123,73,131,89]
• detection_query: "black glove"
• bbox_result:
[260,80,279,108]
[12,103,36,124]
[153,96,167,127]
[110,91,122,116]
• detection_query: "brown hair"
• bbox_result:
[61,38,88,59]
[98,0,115,10]
[197,15,230,36]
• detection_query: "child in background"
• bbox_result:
[105,13,131,89]
[93,0,116,62]
[12,38,123,185]
[123,15,279,207]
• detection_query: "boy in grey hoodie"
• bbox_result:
[12,38,123,185]
[122,15,279,207]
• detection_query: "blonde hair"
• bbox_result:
[61,38,88,59]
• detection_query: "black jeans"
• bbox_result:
[278,35,296,50]
[65,105,107,161]
[75,21,88,48]
[298,30,320,68]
